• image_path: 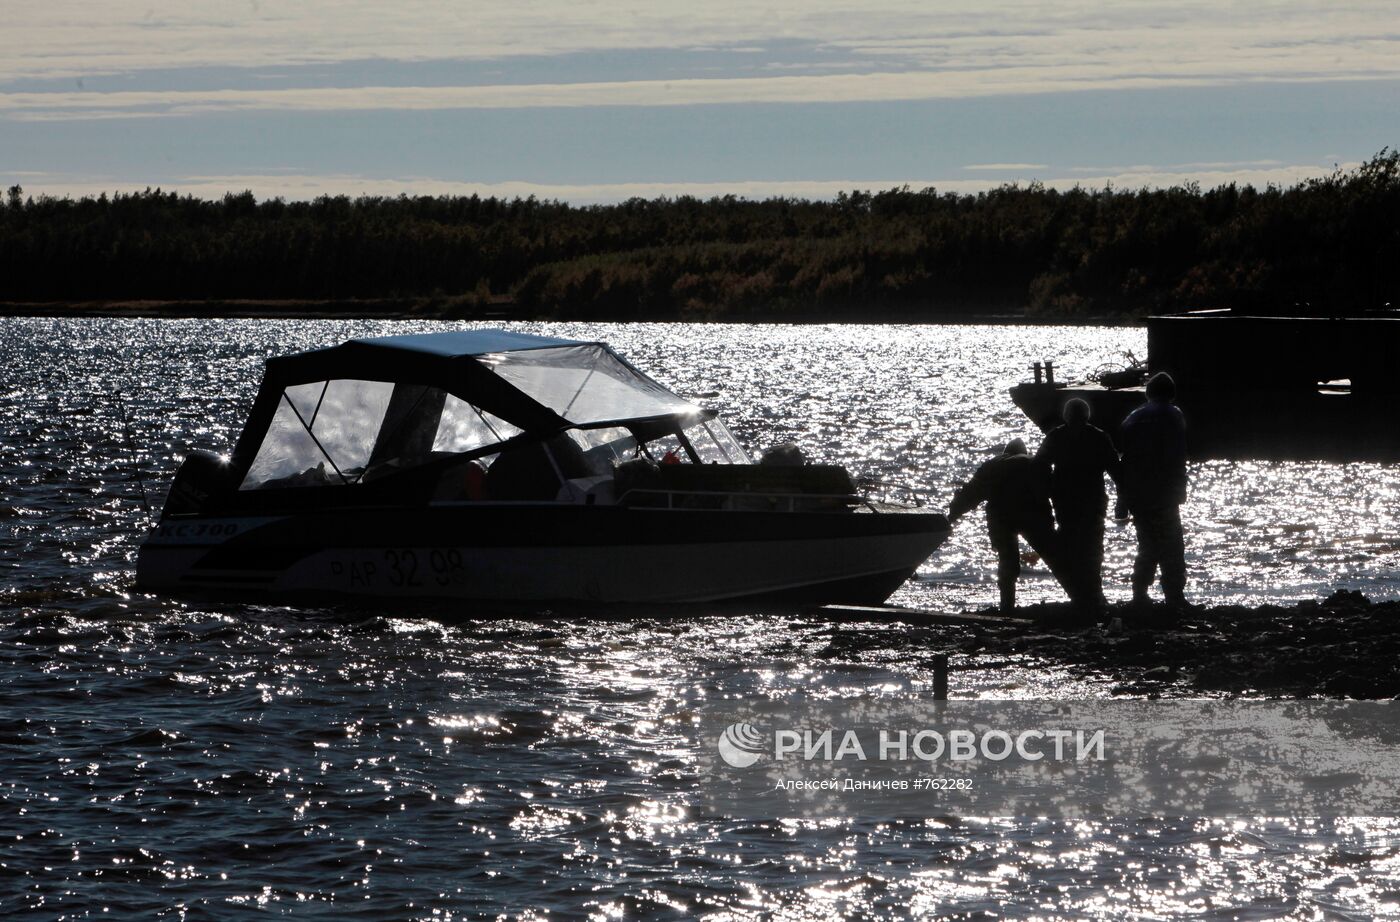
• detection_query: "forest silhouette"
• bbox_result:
[3,150,1396,320]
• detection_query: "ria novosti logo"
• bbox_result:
[715,720,1109,770]
[717,722,766,768]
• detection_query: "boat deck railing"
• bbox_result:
[616,487,864,512]
[854,478,931,508]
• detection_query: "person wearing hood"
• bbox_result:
[1036,398,1121,609]
[948,438,1059,614]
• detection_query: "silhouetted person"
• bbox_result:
[1036,398,1120,609]
[1118,372,1188,610]
[948,438,1058,614]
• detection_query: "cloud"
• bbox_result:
[1062,159,1338,179]
[5,162,1358,205]
[5,1,1400,119]
[4,64,1397,121]
[964,163,1050,171]
[1073,162,1359,189]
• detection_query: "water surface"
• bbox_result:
[3,319,1399,918]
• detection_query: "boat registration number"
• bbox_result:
[330,548,468,589]
[156,521,240,541]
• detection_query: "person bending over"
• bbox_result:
[948,439,1060,615]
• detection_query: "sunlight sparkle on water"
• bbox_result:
[3,319,1400,917]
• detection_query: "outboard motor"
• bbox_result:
[161,450,237,518]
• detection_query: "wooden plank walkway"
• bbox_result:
[813,603,1032,628]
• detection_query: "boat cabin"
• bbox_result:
[163,330,855,517]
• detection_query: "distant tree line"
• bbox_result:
[2,149,1397,319]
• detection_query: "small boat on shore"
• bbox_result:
[1010,308,1400,461]
[136,329,949,604]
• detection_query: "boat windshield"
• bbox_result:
[685,418,751,464]
[564,417,752,471]
[240,379,521,489]
[566,426,640,474]
[478,343,695,426]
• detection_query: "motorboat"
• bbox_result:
[136,329,950,604]
[1010,308,1400,460]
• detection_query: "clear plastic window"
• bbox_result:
[685,422,729,463]
[566,426,639,475]
[689,418,751,464]
[644,433,689,465]
[241,381,521,489]
[242,379,394,488]
[432,395,522,453]
[481,344,695,425]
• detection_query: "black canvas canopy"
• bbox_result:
[230,330,702,488]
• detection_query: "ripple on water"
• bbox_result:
[3,319,1400,917]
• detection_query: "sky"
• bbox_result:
[3,1,1399,203]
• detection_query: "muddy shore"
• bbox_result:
[819,590,1400,699]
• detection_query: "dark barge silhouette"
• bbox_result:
[1010,308,1400,461]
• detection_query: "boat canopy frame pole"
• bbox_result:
[471,403,507,444]
[308,381,329,429]
[559,351,600,420]
[280,390,350,486]
[674,429,702,464]
[361,383,439,483]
